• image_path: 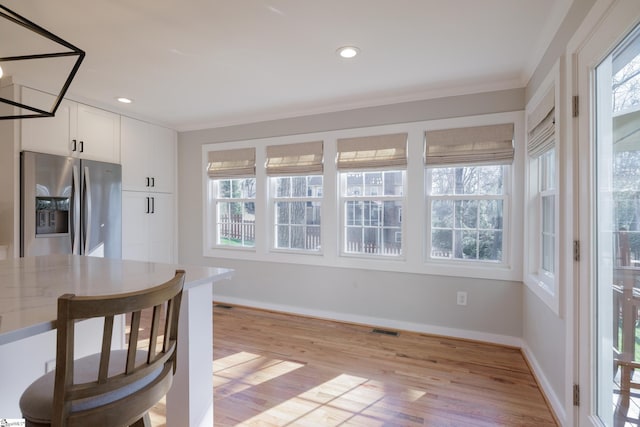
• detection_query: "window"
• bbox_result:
[266,141,324,252]
[428,165,505,261]
[213,178,256,247]
[425,123,514,264]
[337,133,407,257]
[539,149,556,276]
[342,170,404,255]
[207,148,256,248]
[524,82,558,299]
[272,175,323,251]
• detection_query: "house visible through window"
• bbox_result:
[337,133,407,257]
[425,123,514,263]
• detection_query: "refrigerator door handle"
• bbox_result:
[71,164,81,254]
[83,166,92,254]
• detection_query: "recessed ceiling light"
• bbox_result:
[117,97,133,104]
[337,46,359,59]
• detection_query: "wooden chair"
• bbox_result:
[19,270,185,427]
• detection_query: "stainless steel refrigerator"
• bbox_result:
[20,151,122,258]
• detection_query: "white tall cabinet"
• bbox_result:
[121,116,177,263]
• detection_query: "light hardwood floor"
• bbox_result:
[210,304,558,427]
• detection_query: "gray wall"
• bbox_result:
[523,287,567,401]
[178,88,526,341]
[526,0,596,101]
[173,1,601,419]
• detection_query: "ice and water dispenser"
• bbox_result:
[35,197,70,235]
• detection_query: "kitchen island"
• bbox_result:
[0,254,233,427]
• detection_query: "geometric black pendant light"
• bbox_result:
[0,4,84,120]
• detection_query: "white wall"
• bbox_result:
[177,89,526,344]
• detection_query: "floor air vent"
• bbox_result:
[372,328,399,337]
[214,304,233,309]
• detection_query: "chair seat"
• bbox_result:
[20,349,158,425]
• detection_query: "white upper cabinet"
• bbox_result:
[76,103,121,163]
[121,116,176,193]
[21,87,121,164]
[20,88,77,157]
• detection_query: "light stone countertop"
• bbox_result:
[0,254,233,345]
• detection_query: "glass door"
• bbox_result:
[594,24,640,426]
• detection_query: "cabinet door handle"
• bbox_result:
[72,139,77,151]
[151,177,155,188]
[146,177,150,187]
[145,197,150,214]
[151,197,155,214]
[79,141,84,153]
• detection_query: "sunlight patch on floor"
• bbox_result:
[214,351,306,396]
[241,373,427,426]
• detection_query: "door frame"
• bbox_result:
[571,0,640,424]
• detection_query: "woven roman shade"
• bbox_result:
[265,141,323,175]
[424,123,514,167]
[336,133,407,170]
[207,148,255,178]
[527,88,555,158]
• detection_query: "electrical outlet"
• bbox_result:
[457,291,468,306]
[45,359,56,373]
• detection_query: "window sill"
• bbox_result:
[203,247,521,282]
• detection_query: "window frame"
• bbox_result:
[269,174,324,255]
[339,169,406,259]
[209,177,257,250]
[425,164,511,267]
[523,61,561,315]
[539,149,557,281]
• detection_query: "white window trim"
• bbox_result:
[523,60,561,315]
[202,111,523,282]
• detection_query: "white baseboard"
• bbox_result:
[520,343,566,426]
[212,295,523,348]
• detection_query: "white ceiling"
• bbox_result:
[1,0,572,131]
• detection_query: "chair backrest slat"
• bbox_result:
[98,315,114,383]
[164,299,175,354]
[127,310,142,374]
[148,304,162,361]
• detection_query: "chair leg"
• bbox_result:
[130,412,152,427]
